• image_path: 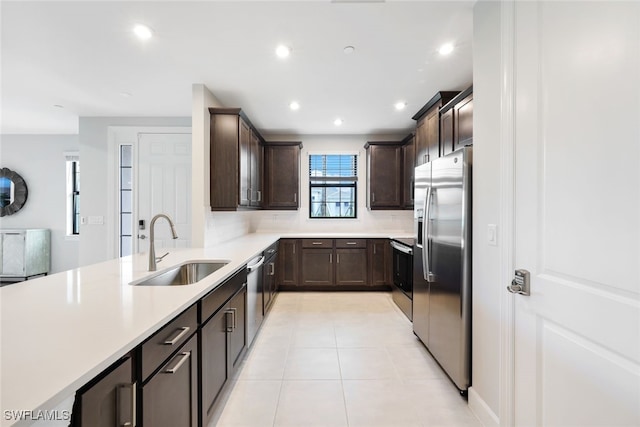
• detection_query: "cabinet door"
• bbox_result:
[250,131,263,207]
[200,307,228,425]
[368,240,389,286]
[2,232,25,275]
[227,289,246,377]
[369,145,402,208]
[142,334,198,427]
[454,94,473,149]
[425,107,441,163]
[278,239,299,286]
[440,108,454,156]
[300,248,334,286]
[335,249,367,286]
[75,356,134,427]
[264,145,300,208]
[402,137,415,209]
[239,118,251,207]
[415,117,428,167]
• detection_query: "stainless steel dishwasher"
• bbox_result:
[246,254,266,346]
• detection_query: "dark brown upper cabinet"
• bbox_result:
[209,108,264,210]
[401,133,415,209]
[412,91,459,166]
[365,141,403,210]
[440,86,473,156]
[263,141,302,210]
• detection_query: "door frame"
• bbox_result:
[107,126,192,259]
[498,1,516,426]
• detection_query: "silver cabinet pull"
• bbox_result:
[257,190,262,202]
[164,352,190,374]
[116,382,136,427]
[312,242,323,245]
[270,262,275,276]
[337,254,340,264]
[346,242,357,245]
[230,307,237,329]
[294,193,297,203]
[225,310,233,332]
[329,253,332,263]
[163,326,190,345]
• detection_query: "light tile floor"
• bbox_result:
[214,292,482,427]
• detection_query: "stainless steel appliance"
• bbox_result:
[246,254,266,346]
[413,146,472,392]
[390,238,413,320]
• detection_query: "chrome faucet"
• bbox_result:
[148,214,179,271]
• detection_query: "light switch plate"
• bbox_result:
[487,224,497,246]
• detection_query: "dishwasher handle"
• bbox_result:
[247,256,266,272]
[390,241,413,255]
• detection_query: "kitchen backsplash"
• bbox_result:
[204,210,413,246]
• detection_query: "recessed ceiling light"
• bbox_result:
[289,101,300,111]
[439,42,454,56]
[276,45,291,58]
[343,46,355,54]
[334,118,343,126]
[133,24,153,41]
[394,101,407,111]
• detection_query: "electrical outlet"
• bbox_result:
[487,224,497,246]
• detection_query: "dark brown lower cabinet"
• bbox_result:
[368,239,390,286]
[141,334,198,427]
[71,356,134,427]
[278,239,300,286]
[335,248,367,286]
[200,285,247,426]
[300,248,334,286]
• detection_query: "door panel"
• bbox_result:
[137,133,192,254]
[512,2,640,425]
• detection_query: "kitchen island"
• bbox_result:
[0,232,408,426]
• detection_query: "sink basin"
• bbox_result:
[131,261,229,286]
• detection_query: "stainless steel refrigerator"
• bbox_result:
[413,146,472,392]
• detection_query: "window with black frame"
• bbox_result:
[309,154,357,219]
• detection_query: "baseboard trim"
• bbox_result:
[468,387,499,427]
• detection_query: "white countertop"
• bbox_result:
[0,232,410,426]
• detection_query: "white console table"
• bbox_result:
[0,228,50,283]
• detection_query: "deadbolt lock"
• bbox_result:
[507,269,530,296]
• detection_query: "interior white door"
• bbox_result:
[137,133,192,254]
[511,2,640,426]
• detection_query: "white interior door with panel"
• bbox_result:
[510,2,640,426]
[136,133,192,255]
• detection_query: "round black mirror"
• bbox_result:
[0,168,28,217]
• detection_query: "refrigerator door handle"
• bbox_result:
[423,185,431,281]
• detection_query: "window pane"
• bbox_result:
[121,189,132,213]
[121,168,132,190]
[121,145,133,167]
[121,236,132,257]
[121,213,132,236]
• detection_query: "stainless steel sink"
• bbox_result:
[131,261,229,286]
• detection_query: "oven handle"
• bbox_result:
[390,241,413,255]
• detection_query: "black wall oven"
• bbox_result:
[390,238,413,320]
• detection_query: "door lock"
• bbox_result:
[507,269,530,296]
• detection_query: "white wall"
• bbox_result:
[78,117,190,267]
[251,134,413,235]
[468,1,501,425]
[0,134,80,273]
[192,84,225,247]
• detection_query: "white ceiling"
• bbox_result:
[1,1,473,136]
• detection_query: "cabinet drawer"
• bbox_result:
[335,239,366,249]
[141,304,197,382]
[301,239,334,248]
[200,268,247,324]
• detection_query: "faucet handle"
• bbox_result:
[155,252,170,263]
